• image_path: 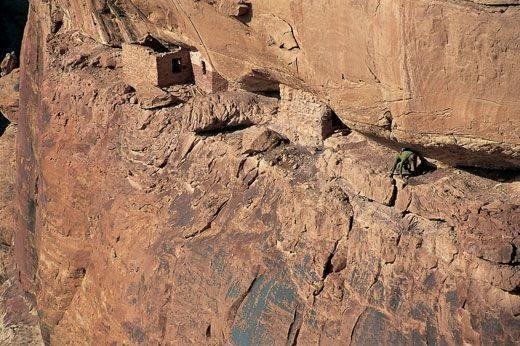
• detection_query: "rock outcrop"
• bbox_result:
[0,68,20,123]
[0,52,18,77]
[0,72,43,346]
[35,0,520,168]
[7,0,520,345]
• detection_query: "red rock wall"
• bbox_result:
[55,0,520,168]
[10,0,520,345]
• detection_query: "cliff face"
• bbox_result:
[41,0,520,168]
[9,0,520,344]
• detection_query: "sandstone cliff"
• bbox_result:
[0,68,43,345]
[40,0,520,168]
[4,0,520,345]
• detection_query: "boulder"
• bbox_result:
[135,84,178,110]
[0,68,19,123]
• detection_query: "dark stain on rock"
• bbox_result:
[445,290,459,309]
[230,270,299,345]
[450,324,463,345]
[170,192,194,228]
[426,321,438,346]
[410,303,434,321]
[294,254,320,284]
[27,197,36,233]
[367,280,385,305]
[157,257,170,274]
[410,330,425,345]
[389,330,408,345]
[40,324,51,346]
[352,308,408,345]
[389,286,401,312]
[122,321,146,344]
[43,138,55,148]
[69,267,86,279]
[481,315,504,344]
[423,272,437,290]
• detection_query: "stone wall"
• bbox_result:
[156,49,193,87]
[190,51,228,93]
[122,44,158,87]
[270,84,336,147]
[123,44,193,88]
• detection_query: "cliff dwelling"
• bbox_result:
[190,51,228,93]
[122,35,193,88]
[270,85,349,147]
[1,1,519,345]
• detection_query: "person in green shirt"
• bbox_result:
[389,148,418,178]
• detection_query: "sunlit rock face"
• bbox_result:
[46,0,520,168]
[9,0,520,344]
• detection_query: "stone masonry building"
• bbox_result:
[189,51,228,93]
[269,84,349,147]
[122,36,193,88]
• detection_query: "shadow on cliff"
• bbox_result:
[0,112,10,137]
[0,0,29,57]
[457,166,520,183]
[236,3,253,25]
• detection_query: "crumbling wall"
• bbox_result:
[156,49,193,87]
[270,84,334,147]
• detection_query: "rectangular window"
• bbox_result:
[172,58,182,73]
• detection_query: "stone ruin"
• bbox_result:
[190,51,228,94]
[270,84,349,147]
[122,35,229,95]
[122,35,193,88]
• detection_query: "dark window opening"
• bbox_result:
[201,60,207,75]
[0,112,10,137]
[172,58,182,73]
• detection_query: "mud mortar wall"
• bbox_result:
[191,51,228,93]
[156,49,193,87]
[122,44,159,86]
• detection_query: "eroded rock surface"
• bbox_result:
[0,68,20,123]
[11,2,519,343]
[30,0,520,168]
[0,77,43,345]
